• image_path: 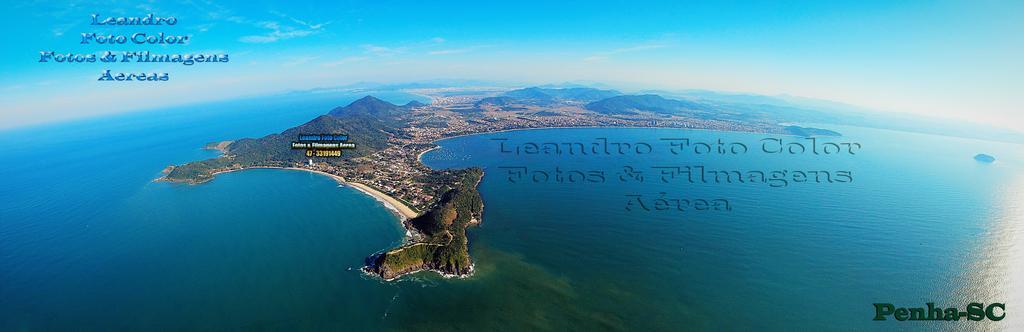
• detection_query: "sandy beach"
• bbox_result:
[202,166,419,220]
[343,181,419,220]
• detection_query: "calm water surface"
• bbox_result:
[2,97,1021,330]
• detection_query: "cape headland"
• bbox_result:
[159,87,842,280]
[364,169,483,280]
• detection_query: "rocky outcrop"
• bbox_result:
[364,169,483,280]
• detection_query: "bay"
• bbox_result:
[2,96,1021,330]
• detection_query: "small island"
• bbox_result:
[159,87,845,280]
[974,153,996,163]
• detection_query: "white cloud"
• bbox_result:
[239,35,277,43]
[583,42,669,61]
[237,12,328,43]
[190,23,215,32]
[361,44,404,56]
[427,44,487,56]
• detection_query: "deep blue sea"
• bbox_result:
[1,95,1022,330]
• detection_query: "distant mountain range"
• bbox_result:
[475,88,824,127]
[584,94,711,115]
[642,89,1024,144]
[476,87,621,107]
[285,81,1022,144]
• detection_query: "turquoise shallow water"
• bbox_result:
[1,97,1022,330]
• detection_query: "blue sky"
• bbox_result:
[1,0,1021,130]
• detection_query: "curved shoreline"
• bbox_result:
[414,125,792,166]
[174,126,804,282]
[424,124,844,149]
[200,166,418,220]
[416,146,439,164]
[343,181,418,220]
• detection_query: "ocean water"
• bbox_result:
[415,127,1024,331]
[1,97,1022,330]
[0,92,418,330]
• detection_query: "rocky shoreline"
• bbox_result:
[362,169,484,281]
